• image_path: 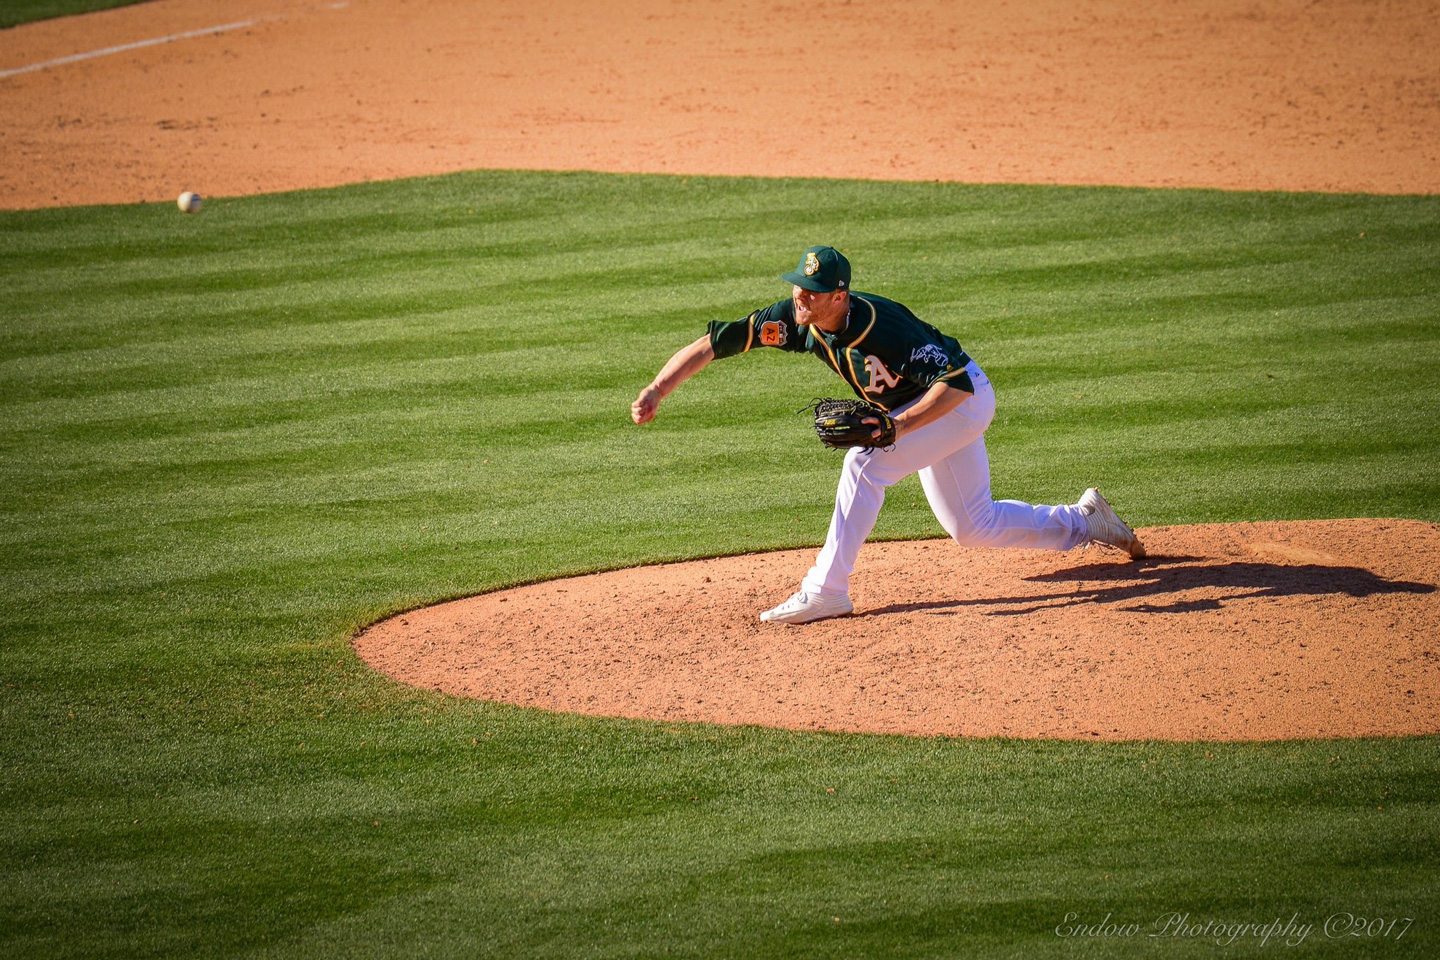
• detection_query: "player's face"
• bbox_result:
[792,285,848,330]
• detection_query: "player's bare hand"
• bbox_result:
[631,385,661,424]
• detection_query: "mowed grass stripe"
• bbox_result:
[1,170,1438,958]
[0,0,150,29]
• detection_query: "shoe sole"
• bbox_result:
[759,603,854,624]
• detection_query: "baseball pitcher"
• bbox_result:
[631,245,1144,624]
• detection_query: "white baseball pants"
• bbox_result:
[801,362,1090,597]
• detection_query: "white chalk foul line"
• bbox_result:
[0,19,258,80]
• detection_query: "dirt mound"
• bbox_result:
[2,0,1439,208]
[354,519,1440,741]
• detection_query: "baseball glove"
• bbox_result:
[809,398,897,450]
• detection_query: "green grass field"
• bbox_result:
[0,0,149,30]
[2,170,1438,958]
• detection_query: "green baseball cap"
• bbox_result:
[781,245,851,292]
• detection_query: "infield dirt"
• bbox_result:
[1,0,1438,208]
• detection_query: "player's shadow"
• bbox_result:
[861,555,1435,617]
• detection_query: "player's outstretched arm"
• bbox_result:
[631,335,715,424]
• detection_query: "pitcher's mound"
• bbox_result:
[354,520,1440,741]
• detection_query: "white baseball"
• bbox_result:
[177,191,202,213]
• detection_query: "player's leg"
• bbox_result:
[765,404,966,621]
[764,364,1130,624]
[797,446,915,598]
[916,368,1103,551]
[919,433,1089,550]
[796,376,993,599]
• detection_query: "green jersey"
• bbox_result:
[707,293,974,411]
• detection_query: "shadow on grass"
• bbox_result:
[861,555,1435,617]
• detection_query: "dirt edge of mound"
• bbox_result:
[353,519,1440,742]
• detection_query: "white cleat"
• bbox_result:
[759,590,854,624]
[1078,487,1146,559]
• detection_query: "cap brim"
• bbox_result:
[780,271,837,292]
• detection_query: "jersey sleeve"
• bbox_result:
[707,300,804,360]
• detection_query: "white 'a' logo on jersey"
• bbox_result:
[862,354,902,394]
